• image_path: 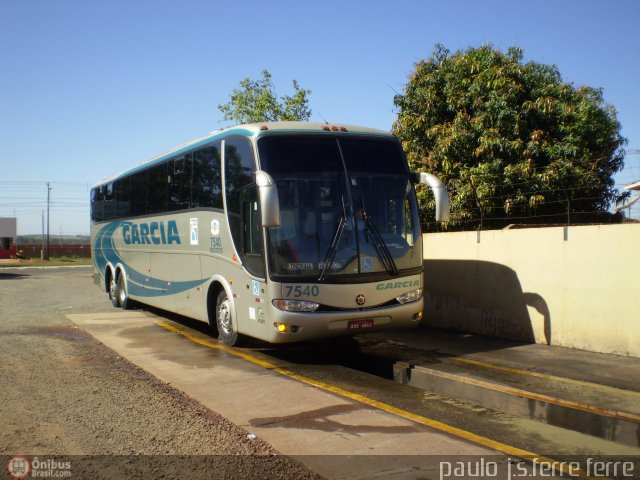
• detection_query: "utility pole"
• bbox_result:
[46,182,51,260]
[41,210,45,260]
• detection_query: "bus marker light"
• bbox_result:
[274,323,288,333]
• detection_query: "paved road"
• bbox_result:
[0,267,320,479]
[4,267,635,480]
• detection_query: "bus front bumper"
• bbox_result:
[258,299,424,344]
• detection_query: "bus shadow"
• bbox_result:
[137,258,552,383]
[141,304,395,379]
[255,336,401,380]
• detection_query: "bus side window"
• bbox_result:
[192,142,223,209]
[147,162,168,214]
[243,198,262,255]
[103,182,116,220]
[130,171,147,217]
[225,136,265,278]
[90,187,104,222]
[115,177,131,219]
[168,155,192,211]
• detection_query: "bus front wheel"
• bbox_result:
[216,291,243,347]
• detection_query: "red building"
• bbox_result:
[0,217,17,259]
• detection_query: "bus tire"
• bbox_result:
[215,290,244,347]
[109,274,120,308]
[117,273,131,310]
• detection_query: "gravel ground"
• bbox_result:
[0,267,322,479]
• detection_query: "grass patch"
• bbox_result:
[0,257,92,268]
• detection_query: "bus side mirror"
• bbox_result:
[255,170,281,227]
[412,172,451,223]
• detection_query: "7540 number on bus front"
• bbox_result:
[285,285,320,298]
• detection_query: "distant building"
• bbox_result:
[0,217,17,259]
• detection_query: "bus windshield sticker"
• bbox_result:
[361,256,373,272]
[287,263,314,271]
[317,261,343,270]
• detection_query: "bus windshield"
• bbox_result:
[258,135,423,281]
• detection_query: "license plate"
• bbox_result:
[348,319,374,330]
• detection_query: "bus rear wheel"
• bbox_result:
[216,290,244,347]
[116,273,131,310]
[109,275,120,308]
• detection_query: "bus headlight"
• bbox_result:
[272,299,320,312]
[396,288,423,304]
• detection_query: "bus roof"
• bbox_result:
[94,122,393,187]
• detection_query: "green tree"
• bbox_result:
[218,70,311,124]
[393,44,628,230]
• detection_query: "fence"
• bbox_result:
[16,244,91,259]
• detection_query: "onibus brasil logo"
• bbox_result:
[7,456,71,478]
[7,456,30,478]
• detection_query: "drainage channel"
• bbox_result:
[256,335,640,459]
[351,330,640,454]
[392,356,640,448]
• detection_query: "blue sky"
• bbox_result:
[1,0,639,235]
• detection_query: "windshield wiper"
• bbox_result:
[360,200,399,276]
[318,196,349,281]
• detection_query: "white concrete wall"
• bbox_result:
[0,217,17,237]
[422,224,640,357]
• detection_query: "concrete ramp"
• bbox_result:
[68,311,496,479]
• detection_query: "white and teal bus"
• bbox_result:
[91,122,449,346]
